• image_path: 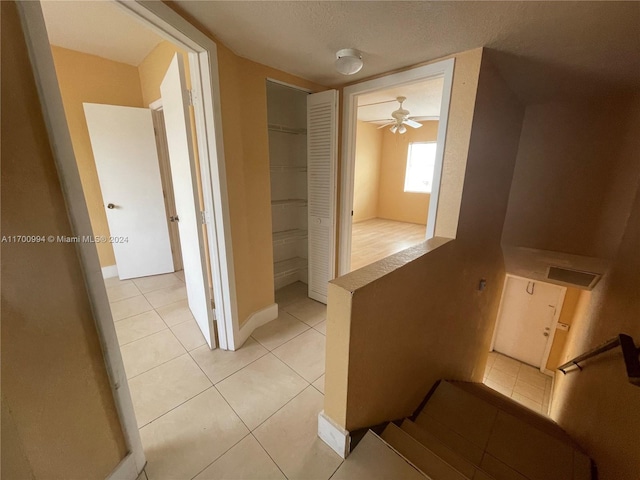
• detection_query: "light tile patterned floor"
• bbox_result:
[483,351,553,415]
[105,276,340,480]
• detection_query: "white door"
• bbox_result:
[161,54,215,348]
[493,276,565,368]
[307,90,338,304]
[84,103,174,280]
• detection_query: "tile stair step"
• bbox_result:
[414,411,485,466]
[381,423,471,480]
[331,430,429,480]
[414,381,593,480]
[449,381,579,449]
[420,381,498,452]
[400,419,478,478]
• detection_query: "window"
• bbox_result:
[404,142,437,193]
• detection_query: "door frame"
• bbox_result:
[17,1,238,478]
[149,100,184,272]
[339,59,455,275]
[490,274,567,376]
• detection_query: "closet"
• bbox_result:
[267,81,309,291]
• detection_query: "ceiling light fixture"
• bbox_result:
[335,48,363,75]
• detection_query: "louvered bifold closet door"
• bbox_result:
[307,90,338,304]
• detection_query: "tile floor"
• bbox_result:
[105,275,342,480]
[482,351,553,415]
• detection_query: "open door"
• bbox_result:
[161,53,216,348]
[307,90,338,303]
[84,103,174,280]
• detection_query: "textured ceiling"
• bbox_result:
[39,1,639,102]
[173,1,640,102]
[41,0,164,66]
[357,78,443,123]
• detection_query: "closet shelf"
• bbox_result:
[273,229,308,246]
[268,124,307,135]
[270,165,307,173]
[274,257,307,279]
[271,199,308,208]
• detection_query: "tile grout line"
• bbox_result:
[187,431,254,480]
[136,381,214,430]
[250,432,290,480]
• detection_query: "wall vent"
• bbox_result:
[547,266,601,289]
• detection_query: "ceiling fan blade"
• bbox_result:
[377,121,395,129]
[404,118,423,129]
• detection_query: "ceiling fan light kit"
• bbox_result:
[335,48,363,75]
[377,96,424,134]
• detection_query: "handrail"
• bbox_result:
[558,334,640,386]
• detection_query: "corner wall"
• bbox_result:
[1,2,127,476]
[353,121,383,223]
[325,50,525,430]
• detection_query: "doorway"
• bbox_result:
[339,59,455,275]
[20,0,237,475]
[349,79,444,271]
[485,274,567,415]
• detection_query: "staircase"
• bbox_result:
[332,380,593,480]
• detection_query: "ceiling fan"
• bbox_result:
[377,96,423,134]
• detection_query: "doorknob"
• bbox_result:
[107,203,115,209]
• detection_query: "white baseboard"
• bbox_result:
[106,453,142,480]
[235,303,278,348]
[318,410,351,458]
[102,265,118,279]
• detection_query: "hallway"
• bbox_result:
[106,276,341,479]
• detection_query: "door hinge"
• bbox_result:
[201,210,207,224]
[188,89,195,106]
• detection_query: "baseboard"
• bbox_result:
[318,410,351,458]
[235,303,278,348]
[102,264,118,279]
[106,453,142,480]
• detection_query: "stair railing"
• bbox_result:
[558,334,640,386]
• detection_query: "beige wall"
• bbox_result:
[550,103,640,480]
[353,120,439,225]
[378,121,438,225]
[138,41,192,106]
[353,121,383,223]
[51,46,145,267]
[325,51,525,430]
[1,2,127,477]
[503,95,640,260]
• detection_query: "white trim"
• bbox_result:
[234,303,279,350]
[266,76,313,94]
[18,1,241,478]
[149,98,163,110]
[16,3,146,477]
[102,264,119,279]
[106,453,140,480]
[540,285,566,375]
[338,59,455,276]
[114,1,239,350]
[318,411,351,459]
